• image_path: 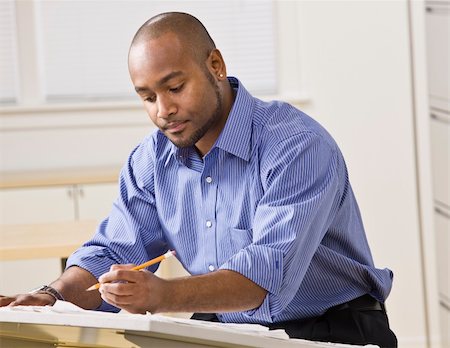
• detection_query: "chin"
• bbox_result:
[167,136,194,149]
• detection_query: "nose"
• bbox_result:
[156,95,177,119]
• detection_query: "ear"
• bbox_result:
[208,49,227,80]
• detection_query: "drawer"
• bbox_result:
[439,301,449,348]
[426,3,449,110]
[435,206,450,300]
[430,114,450,207]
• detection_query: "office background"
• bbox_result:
[0,1,448,347]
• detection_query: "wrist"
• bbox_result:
[152,277,174,314]
[29,285,65,303]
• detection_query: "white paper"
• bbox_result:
[1,301,289,339]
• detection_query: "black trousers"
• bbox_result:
[191,295,398,348]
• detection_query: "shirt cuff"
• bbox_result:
[219,245,284,323]
[66,246,121,313]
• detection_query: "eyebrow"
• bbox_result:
[135,71,184,93]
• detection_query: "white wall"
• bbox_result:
[291,1,436,347]
[0,105,151,171]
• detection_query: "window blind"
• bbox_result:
[35,0,277,102]
[0,0,18,104]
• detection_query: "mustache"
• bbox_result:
[159,119,187,131]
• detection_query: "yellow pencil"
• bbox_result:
[86,250,176,291]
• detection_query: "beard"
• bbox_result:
[168,70,223,149]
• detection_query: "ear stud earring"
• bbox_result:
[219,73,224,78]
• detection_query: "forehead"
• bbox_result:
[128,32,197,85]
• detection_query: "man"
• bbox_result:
[0,12,397,347]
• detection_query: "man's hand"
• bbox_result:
[98,265,267,315]
[0,267,102,310]
[98,264,166,314]
[0,293,56,307]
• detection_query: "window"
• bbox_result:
[0,0,18,104]
[35,0,277,102]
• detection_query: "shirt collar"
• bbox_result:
[213,77,254,161]
[169,76,255,163]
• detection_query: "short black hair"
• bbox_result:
[130,12,216,66]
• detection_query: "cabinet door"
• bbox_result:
[0,186,75,224]
[439,303,449,348]
[430,114,450,207]
[435,206,450,301]
[76,183,118,222]
[425,4,449,110]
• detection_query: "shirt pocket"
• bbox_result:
[228,227,253,252]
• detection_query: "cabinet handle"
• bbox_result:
[78,187,84,198]
[430,112,450,124]
[440,299,450,312]
[430,110,450,124]
[435,206,450,219]
[426,5,450,14]
[67,188,73,198]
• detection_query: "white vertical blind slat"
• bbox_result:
[36,0,276,102]
[0,0,18,104]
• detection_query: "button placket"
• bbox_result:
[201,156,218,275]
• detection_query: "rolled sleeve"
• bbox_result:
[219,245,284,323]
[67,244,122,312]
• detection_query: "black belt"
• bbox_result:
[191,294,385,326]
[331,294,384,312]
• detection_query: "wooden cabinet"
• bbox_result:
[0,186,74,224]
[0,168,188,296]
[0,185,81,295]
[76,183,118,221]
[425,2,450,345]
[0,169,119,295]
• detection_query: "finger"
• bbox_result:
[100,289,134,307]
[110,264,136,271]
[100,281,135,297]
[7,294,55,307]
[0,296,15,307]
[99,268,141,284]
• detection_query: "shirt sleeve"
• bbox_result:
[219,131,341,323]
[66,136,168,312]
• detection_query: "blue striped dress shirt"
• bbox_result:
[67,77,393,324]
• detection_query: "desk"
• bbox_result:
[0,306,369,348]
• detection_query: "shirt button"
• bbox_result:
[208,265,215,271]
[206,220,212,228]
[205,176,213,183]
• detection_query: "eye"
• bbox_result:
[144,95,156,103]
[169,83,184,93]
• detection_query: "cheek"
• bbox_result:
[186,89,213,116]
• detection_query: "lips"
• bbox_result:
[165,121,187,133]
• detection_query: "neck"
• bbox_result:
[195,80,236,157]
